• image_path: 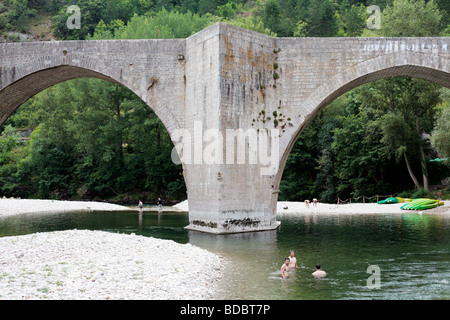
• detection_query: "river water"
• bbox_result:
[1,209,449,300]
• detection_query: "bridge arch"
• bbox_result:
[0,52,187,198]
[275,51,450,194]
[0,52,182,142]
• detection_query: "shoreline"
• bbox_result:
[173,199,450,215]
[1,198,449,217]
[276,200,450,215]
[0,198,134,218]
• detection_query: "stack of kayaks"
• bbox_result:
[378,197,411,204]
[400,198,444,211]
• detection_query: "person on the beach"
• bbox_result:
[312,264,327,278]
[281,258,290,279]
[313,198,318,207]
[288,250,298,269]
[305,200,310,208]
[138,200,143,209]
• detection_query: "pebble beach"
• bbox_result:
[0,198,134,217]
[173,199,450,215]
[275,200,450,215]
[0,229,225,300]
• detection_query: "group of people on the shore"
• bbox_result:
[281,250,326,279]
[138,198,163,212]
[304,198,318,208]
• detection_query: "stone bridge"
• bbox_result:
[1,22,449,234]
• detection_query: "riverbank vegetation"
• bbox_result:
[0,0,449,203]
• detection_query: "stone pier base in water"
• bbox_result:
[185,221,281,234]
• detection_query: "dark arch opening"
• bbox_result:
[0,69,186,203]
[277,66,450,204]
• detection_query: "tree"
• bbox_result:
[293,20,308,37]
[430,105,450,159]
[0,125,21,166]
[89,8,213,40]
[277,0,310,37]
[279,117,320,201]
[262,0,281,35]
[373,0,444,191]
[198,0,218,15]
[332,92,390,198]
[314,117,341,202]
[221,14,276,36]
[4,0,36,31]
[356,77,442,191]
[305,0,337,37]
[381,0,442,37]
[336,1,367,37]
[434,0,450,27]
[53,0,137,40]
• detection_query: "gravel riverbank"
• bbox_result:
[173,199,450,215]
[0,229,225,300]
[276,200,450,215]
[0,198,134,217]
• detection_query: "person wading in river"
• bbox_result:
[157,198,163,212]
[312,264,327,278]
[281,258,290,279]
[288,250,298,270]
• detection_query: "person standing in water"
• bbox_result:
[281,258,290,279]
[288,250,298,269]
[312,264,327,278]
[157,198,163,212]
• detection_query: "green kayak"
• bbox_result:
[400,198,444,211]
[378,197,411,204]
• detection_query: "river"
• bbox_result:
[1,209,449,299]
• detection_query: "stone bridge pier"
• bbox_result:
[1,22,449,234]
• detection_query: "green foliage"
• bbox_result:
[332,111,388,197]
[435,0,450,26]
[293,20,308,37]
[0,125,21,165]
[53,0,125,40]
[1,0,447,41]
[411,188,434,199]
[279,116,321,201]
[1,0,37,32]
[431,104,450,158]
[336,1,367,37]
[381,0,442,37]
[216,1,242,19]
[262,0,281,35]
[89,8,214,39]
[221,14,276,36]
[355,77,443,190]
[305,0,337,37]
